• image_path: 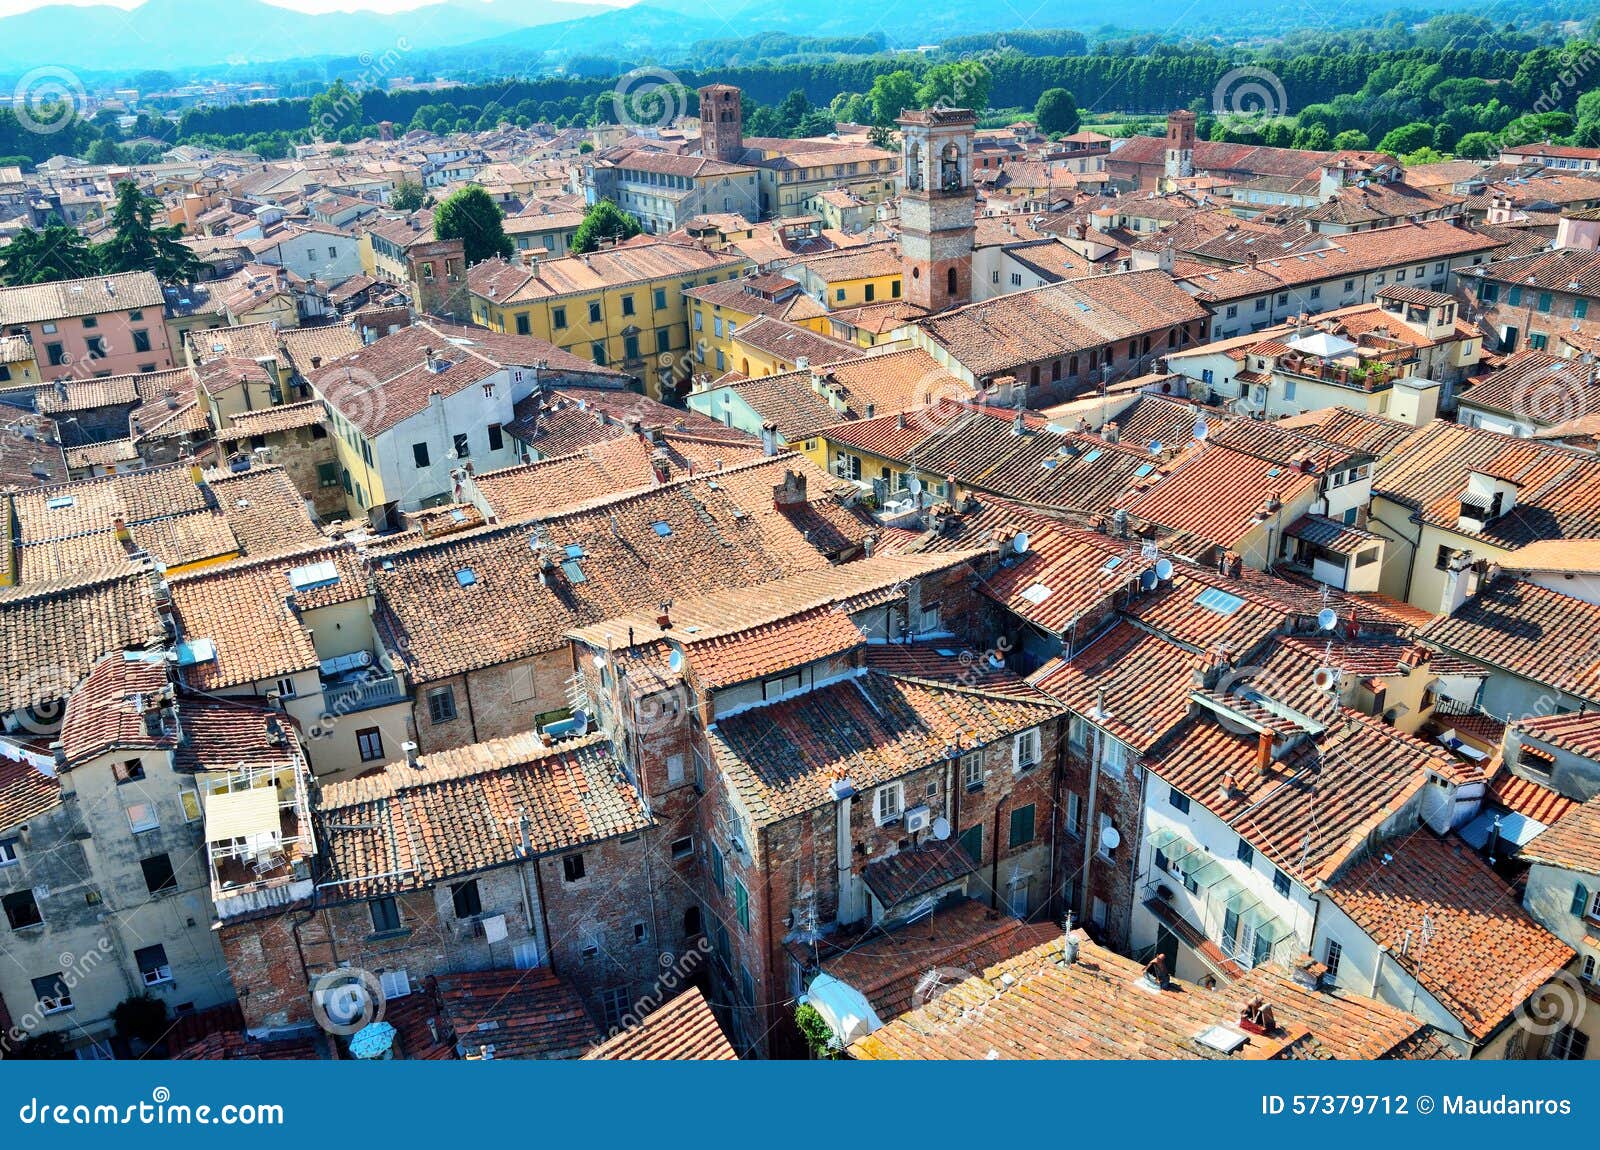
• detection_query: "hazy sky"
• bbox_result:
[0,0,637,13]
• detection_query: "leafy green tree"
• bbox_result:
[1500,111,1574,147]
[1331,129,1370,150]
[571,199,641,255]
[391,178,426,211]
[916,62,993,114]
[433,185,512,264]
[1034,88,1080,136]
[0,224,99,285]
[98,181,202,285]
[794,1003,841,1059]
[868,70,918,127]
[1454,131,1499,158]
[1376,122,1435,156]
[308,79,360,140]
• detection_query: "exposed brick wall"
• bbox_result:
[1056,726,1147,953]
[409,651,576,754]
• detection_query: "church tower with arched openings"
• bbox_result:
[896,107,977,313]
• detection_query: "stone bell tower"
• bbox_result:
[698,83,744,163]
[896,107,977,313]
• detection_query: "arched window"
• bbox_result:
[906,143,923,190]
[683,906,702,937]
[940,142,962,191]
[947,266,958,297]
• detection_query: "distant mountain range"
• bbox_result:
[0,0,1483,79]
[0,0,612,75]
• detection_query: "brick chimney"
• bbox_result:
[773,468,807,507]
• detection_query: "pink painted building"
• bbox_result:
[0,271,174,382]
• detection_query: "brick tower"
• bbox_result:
[896,107,977,314]
[1164,109,1196,182]
[698,84,744,163]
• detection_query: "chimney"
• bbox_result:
[773,468,807,507]
[1247,252,1258,270]
[1102,420,1119,444]
[760,421,778,457]
[311,355,322,370]
[1012,407,1026,435]
[402,740,420,768]
[1254,729,1274,774]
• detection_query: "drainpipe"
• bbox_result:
[460,672,479,743]
[1079,725,1102,925]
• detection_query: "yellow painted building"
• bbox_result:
[467,241,751,396]
[787,240,905,310]
[685,273,830,377]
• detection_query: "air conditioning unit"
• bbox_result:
[904,805,932,834]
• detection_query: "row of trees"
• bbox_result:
[0,183,200,287]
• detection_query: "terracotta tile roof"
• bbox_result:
[915,270,1208,379]
[472,432,765,520]
[1374,420,1600,547]
[1512,710,1600,760]
[861,839,978,908]
[1499,538,1600,575]
[717,348,958,440]
[1153,708,1464,884]
[1286,513,1382,556]
[216,399,326,442]
[683,275,826,323]
[313,320,622,436]
[731,315,863,365]
[567,543,975,642]
[1276,406,1417,457]
[1459,350,1598,424]
[1421,578,1600,703]
[1520,793,1600,874]
[1472,248,1600,294]
[1121,442,1319,552]
[168,544,366,691]
[710,668,1060,828]
[58,652,170,766]
[582,987,737,1060]
[0,756,60,831]
[35,373,140,414]
[1031,623,1205,754]
[0,411,68,490]
[434,968,600,1060]
[508,386,754,455]
[466,242,747,305]
[819,900,1060,1020]
[0,271,163,325]
[377,456,870,682]
[786,240,902,283]
[1488,766,1578,828]
[850,934,1447,1060]
[678,606,864,690]
[1326,831,1574,1039]
[0,571,164,715]
[207,466,325,556]
[316,733,648,898]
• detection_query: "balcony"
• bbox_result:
[204,762,316,921]
[320,668,407,717]
[1144,827,1296,977]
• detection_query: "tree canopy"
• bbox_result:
[571,200,642,255]
[433,185,513,264]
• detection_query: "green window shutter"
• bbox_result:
[1572,883,1590,918]
[734,878,749,930]
[957,823,982,864]
[711,842,725,894]
[1009,804,1036,848]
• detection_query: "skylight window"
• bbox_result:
[565,543,585,559]
[286,560,340,593]
[1135,463,1155,477]
[1081,449,1102,464]
[561,560,587,584]
[1195,587,1245,615]
[1099,556,1124,576]
[46,496,75,510]
[1019,582,1052,605]
[456,568,477,587]
[651,521,672,537]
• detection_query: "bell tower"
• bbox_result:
[698,83,744,163]
[1164,109,1196,184]
[896,107,976,313]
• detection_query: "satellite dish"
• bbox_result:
[667,649,685,674]
[1193,418,1209,441]
[592,652,607,668]
[1139,569,1159,592]
[1101,825,1121,851]
[1155,558,1174,582]
[1148,439,1164,455]
[1312,666,1341,692]
[907,474,922,495]
[1317,607,1339,632]
[931,817,951,841]
[1012,531,1030,555]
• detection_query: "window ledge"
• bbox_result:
[365,928,412,943]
